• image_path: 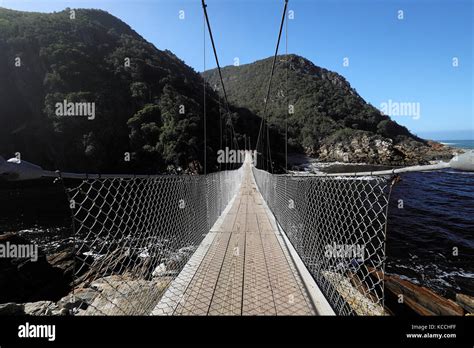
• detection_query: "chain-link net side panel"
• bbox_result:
[63,168,243,316]
[205,169,243,232]
[252,168,391,316]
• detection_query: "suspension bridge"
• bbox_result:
[152,153,330,315]
[1,149,473,316]
[1,0,473,316]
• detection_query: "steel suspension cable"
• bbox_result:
[201,0,240,169]
[203,11,207,174]
[285,5,289,173]
[255,0,289,172]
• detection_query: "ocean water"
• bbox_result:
[439,140,474,150]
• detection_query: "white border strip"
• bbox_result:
[251,168,336,315]
[274,220,336,315]
[151,191,240,315]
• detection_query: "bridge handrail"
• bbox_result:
[252,165,393,315]
[1,155,245,315]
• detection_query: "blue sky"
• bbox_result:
[2,0,473,139]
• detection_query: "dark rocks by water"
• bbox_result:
[369,268,472,316]
[47,250,75,279]
[72,274,173,315]
[0,233,71,304]
[0,302,24,315]
[317,134,457,166]
[24,300,67,316]
[456,293,474,313]
[0,231,196,315]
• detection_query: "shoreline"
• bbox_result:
[288,140,473,175]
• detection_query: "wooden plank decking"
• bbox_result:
[153,161,317,315]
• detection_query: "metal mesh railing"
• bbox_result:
[61,168,243,315]
[252,167,394,316]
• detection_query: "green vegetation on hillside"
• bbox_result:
[0,8,441,173]
[203,55,425,161]
[0,8,237,173]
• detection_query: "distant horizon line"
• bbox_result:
[415,130,474,141]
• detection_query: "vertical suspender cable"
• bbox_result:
[218,93,222,171]
[203,11,207,174]
[285,5,288,173]
[202,0,240,171]
[255,0,289,172]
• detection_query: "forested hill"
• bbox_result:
[203,55,453,165]
[0,7,245,174]
[0,8,453,174]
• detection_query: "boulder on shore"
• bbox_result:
[317,132,457,165]
[456,293,474,314]
[73,274,173,315]
[0,233,71,304]
[0,302,25,315]
[24,300,67,316]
